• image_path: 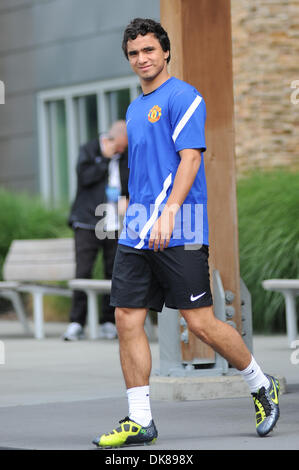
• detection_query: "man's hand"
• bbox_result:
[148,149,201,252]
[118,196,129,216]
[149,205,178,252]
[101,136,117,158]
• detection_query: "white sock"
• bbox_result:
[240,355,270,393]
[127,385,152,427]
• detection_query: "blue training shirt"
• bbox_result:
[119,76,209,249]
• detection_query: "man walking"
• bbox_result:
[93,18,280,448]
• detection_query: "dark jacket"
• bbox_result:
[68,138,129,228]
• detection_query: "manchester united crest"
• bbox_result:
[148,105,162,123]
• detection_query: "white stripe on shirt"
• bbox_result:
[172,95,202,143]
[134,173,172,250]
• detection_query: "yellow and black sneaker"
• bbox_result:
[92,416,158,448]
[252,374,280,437]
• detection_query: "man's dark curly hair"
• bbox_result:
[122,18,171,64]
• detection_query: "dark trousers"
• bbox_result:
[69,228,118,327]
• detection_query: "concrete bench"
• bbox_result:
[68,279,155,341]
[68,279,112,340]
[262,279,299,348]
[0,238,114,340]
[0,281,32,335]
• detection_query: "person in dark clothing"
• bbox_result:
[63,120,129,341]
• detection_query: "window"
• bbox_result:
[75,94,98,145]
[46,100,69,203]
[37,76,140,206]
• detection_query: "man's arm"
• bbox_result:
[77,141,110,187]
[148,148,202,251]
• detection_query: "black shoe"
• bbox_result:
[251,375,280,436]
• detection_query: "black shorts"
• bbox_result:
[110,243,213,312]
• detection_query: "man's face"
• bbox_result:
[126,33,169,82]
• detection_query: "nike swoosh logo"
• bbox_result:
[190,292,206,302]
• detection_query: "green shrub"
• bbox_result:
[0,189,71,319]
[237,170,299,333]
[0,188,106,321]
[0,188,71,273]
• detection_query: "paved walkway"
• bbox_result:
[0,319,298,450]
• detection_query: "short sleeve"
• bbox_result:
[169,87,206,153]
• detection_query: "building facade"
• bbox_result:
[231,0,299,173]
[0,0,159,204]
[0,0,298,206]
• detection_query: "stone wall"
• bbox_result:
[231,0,299,173]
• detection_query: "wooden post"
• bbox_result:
[161,0,241,361]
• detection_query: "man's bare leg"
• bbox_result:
[180,305,251,370]
[115,307,154,427]
[92,307,157,447]
[179,306,281,438]
[115,307,151,388]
